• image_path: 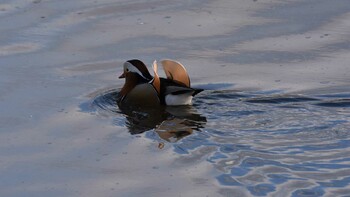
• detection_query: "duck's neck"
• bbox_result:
[120,73,138,98]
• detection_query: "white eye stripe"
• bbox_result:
[123,62,150,80]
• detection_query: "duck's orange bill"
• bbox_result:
[119,72,125,78]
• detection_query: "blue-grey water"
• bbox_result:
[1,0,350,196]
[84,87,350,196]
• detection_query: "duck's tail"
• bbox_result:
[192,88,204,96]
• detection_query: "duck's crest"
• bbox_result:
[127,59,153,80]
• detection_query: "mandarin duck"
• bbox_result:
[118,59,203,107]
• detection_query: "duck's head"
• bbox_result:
[118,59,160,104]
[119,59,153,80]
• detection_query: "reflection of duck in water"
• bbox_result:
[117,59,206,142]
[155,107,206,142]
[117,59,203,106]
[119,104,206,142]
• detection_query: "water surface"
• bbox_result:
[84,87,350,196]
[1,0,350,196]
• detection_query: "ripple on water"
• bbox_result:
[81,87,350,196]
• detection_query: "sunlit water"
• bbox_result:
[81,86,350,196]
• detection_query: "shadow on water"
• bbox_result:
[80,86,350,196]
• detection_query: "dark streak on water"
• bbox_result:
[81,86,350,196]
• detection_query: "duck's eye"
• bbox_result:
[126,68,129,72]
